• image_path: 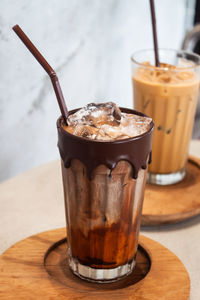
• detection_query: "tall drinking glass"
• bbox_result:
[57,107,154,282]
[131,49,200,185]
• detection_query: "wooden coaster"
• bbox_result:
[142,156,200,226]
[0,228,190,299]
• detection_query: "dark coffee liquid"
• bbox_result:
[70,225,137,269]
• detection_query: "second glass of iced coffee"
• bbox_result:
[57,102,154,282]
[132,49,200,185]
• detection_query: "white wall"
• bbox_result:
[0,0,187,181]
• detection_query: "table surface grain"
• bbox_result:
[0,140,200,299]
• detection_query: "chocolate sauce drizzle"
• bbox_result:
[57,107,154,180]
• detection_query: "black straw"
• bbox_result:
[149,0,160,67]
[12,24,69,122]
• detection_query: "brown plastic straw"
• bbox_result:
[149,0,160,67]
[12,24,68,122]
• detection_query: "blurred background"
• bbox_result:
[0,0,200,182]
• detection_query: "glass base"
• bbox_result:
[68,256,136,283]
[147,168,186,185]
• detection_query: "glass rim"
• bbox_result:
[57,107,154,145]
[131,48,200,70]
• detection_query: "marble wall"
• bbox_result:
[0,0,190,181]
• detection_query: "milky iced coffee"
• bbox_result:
[132,49,200,185]
[57,102,154,282]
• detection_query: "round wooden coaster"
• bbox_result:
[0,228,190,299]
[142,156,200,226]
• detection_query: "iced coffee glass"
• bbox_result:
[57,104,154,282]
[131,49,200,185]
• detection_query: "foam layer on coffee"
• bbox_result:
[63,102,152,140]
[136,62,197,84]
